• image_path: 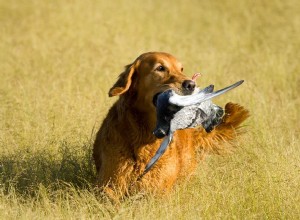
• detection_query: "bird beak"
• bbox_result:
[169,80,244,106]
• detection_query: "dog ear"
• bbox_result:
[108,60,140,97]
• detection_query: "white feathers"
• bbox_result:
[169,80,244,107]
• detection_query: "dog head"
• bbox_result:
[109,52,196,112]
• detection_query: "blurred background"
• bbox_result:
[0,0,299,218]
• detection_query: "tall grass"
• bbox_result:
[0,0,299,219]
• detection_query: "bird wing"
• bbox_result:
[170,105,208,131]
[169,80,244,107]
[142,131,174,176]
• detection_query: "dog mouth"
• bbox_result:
[152,93,161,107]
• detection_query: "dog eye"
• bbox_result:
[156,65,165,72]
[181,67,183,72]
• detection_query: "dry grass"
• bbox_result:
[0,0,299,219]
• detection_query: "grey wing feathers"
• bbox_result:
[142,132,174,175]
[170,104,209,131]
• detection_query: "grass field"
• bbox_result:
[0,0,299,219]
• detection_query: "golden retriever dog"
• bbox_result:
[93,52,249,197]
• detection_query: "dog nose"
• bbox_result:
[182,80,196,91]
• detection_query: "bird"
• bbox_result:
[141,80,244,178]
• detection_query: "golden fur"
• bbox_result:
[93,52,249,197]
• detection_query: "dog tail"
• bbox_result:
[194,102,250,155]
